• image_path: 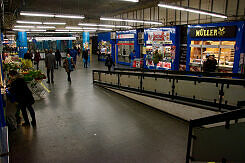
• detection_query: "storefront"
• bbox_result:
[186,21,245,73]
[143,26,180,70]
[116,30,140,66]
[98,32,115,62]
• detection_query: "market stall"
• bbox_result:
[186,21,245,73]
[116,30,140,66]
[143,26,180,70]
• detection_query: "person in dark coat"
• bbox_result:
[55,49,62,68]
[203,55,217,72]
[45,50,56,84]
[34,50,41,70]
[8,70,36,127]
[24,50,33,60]
[70,47,78,65]
[105,54,115,71]
[82,49,89,68]
[63,53,75,82]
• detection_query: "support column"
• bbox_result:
[17,32,28,58]
[56,40,61,50]
[68,40,72,49]
[83,32,90,50]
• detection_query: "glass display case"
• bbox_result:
[190,40,235,72]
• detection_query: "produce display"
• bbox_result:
[3,54,46,82]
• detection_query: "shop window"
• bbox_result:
[219,41,236,72]
[117,41,134,63]
[190,40,236,72]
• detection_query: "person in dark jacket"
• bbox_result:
[24,50,33,60]
[203,55,217,72]
[105,54,115,71]
[34,50,41,70]
[55,49,62,68]
[8,70,36,127]
[63,53,75,82]
[82,49,89,68]
[45,50,56,84]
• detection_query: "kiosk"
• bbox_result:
[143,26,180,70]
[186,21,245,73]
[116,30,140,66]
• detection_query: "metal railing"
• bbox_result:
[93,70,245,111]
[186,109,245,163]
[114,68,245,79]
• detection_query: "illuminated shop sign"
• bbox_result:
[189,26,237,38]
[117,34,135,39]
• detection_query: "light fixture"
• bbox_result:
[55,15,85,19]
[31,29,46,32]
[13,29,27,31]
[100,17,162,25]
[14,25,35,28]
[20,11,85,19]
[16,20,42,24]
[115,25,132,28]
[158,3,227,19]
[55,29,69,32]
[43,22,66,25]
[36,26,56,29]
[20,12,54,17]
[121,0,138,2]
[98,28,113,31]
[66,26,83,29]
[70,30,84,32]
[82,27,98,30]
[78,23,132,28]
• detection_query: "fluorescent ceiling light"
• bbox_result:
[82,27,98,30]
[121,0,138,2]
[66,26,83,29]
[16,20,42,24]
[100,17,162,25]
[98,28,113,31]
[158,3,227,19]
[13,29,27,31]
[78,23,132,28]
[36,26,56,29]
[20,12,54,17]
[56,29,69,32]
[70,30,84,32]
[115,25,132,28]
[31,29,46,32]
[20,11,85,19]
[55,15,84,19]
[43,22,66,25]
[14,25,35,28]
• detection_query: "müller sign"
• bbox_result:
[189,26,237,38]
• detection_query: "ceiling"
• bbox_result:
[2,0,176,32]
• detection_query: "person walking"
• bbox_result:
[55,49,62,69]
[70,47,78,65]
[82,49,89,68]
[45,50,56,84]
[8,70,36,127]
[105,54,115,71]
[34,50,41,70]
[63,53,75,82]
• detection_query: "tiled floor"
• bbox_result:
[9,57,188,163]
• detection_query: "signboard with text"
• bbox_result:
[189,26,237,38]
